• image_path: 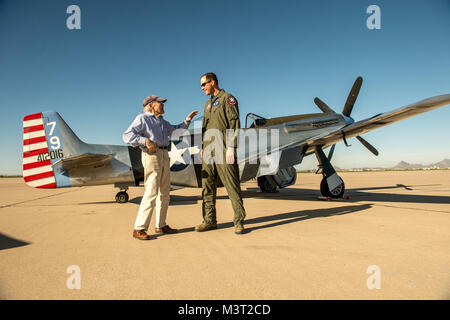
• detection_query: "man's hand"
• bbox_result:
[226,147,235,164]
[145,138,157,152]
[186,110,199,122]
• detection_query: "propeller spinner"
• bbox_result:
[313,76,379,159]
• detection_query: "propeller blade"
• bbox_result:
[327,144,335,160]
[314,97,336,113]
[342,76,363,117]
[356,136,379,156]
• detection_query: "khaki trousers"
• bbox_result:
[134,149,171,231]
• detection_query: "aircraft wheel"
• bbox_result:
[115,191,129,203]
[257,176,277,193]
[320,178,345,199]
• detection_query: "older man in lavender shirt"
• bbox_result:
[123,95,198,240]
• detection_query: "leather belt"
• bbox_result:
[142,146,168,153]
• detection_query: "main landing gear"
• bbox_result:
[314,146,346,199]
[320,176,345,198]
[257,176,278,193]
[257,167,297,193]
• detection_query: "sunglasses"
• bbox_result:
[201,80,211,88]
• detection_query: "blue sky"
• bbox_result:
[1,0,449,174]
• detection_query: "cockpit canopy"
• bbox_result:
[245,113,267,128]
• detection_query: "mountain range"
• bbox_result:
[297,158,450,172]
[392,158,450,169]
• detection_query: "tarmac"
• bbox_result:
[0,170,449,299]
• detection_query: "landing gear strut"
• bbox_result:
[314,146,346,199]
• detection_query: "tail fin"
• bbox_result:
[22,111,82,188]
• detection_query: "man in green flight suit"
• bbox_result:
[195,72,247,234]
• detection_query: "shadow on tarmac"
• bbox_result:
[77,183,449,210]
[127,183,450,206]
[243,184,450,205]
[155,203,372,236]
[0,233,30,251]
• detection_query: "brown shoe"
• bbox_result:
[155,225,178,234]
[133,229,152,240]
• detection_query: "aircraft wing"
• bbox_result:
[53,153,113,171]
[309,94,450,148]
[240,94,450,169]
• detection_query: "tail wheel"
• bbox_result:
[257,176,277,193]
[115,191,129,203]
[320,178,345,199]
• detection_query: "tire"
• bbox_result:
[257,176,277,193]
[320,177,345,199]
[115,191,129,203]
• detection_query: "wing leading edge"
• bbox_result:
[309,94,450,149]
[238,94,450,166]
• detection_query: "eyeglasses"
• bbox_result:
[201,80,211,88]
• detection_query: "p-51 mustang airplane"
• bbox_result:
[22,77,450,203]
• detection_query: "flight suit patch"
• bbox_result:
[227,96,237,105]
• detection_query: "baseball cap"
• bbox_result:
[142,95,167,107]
